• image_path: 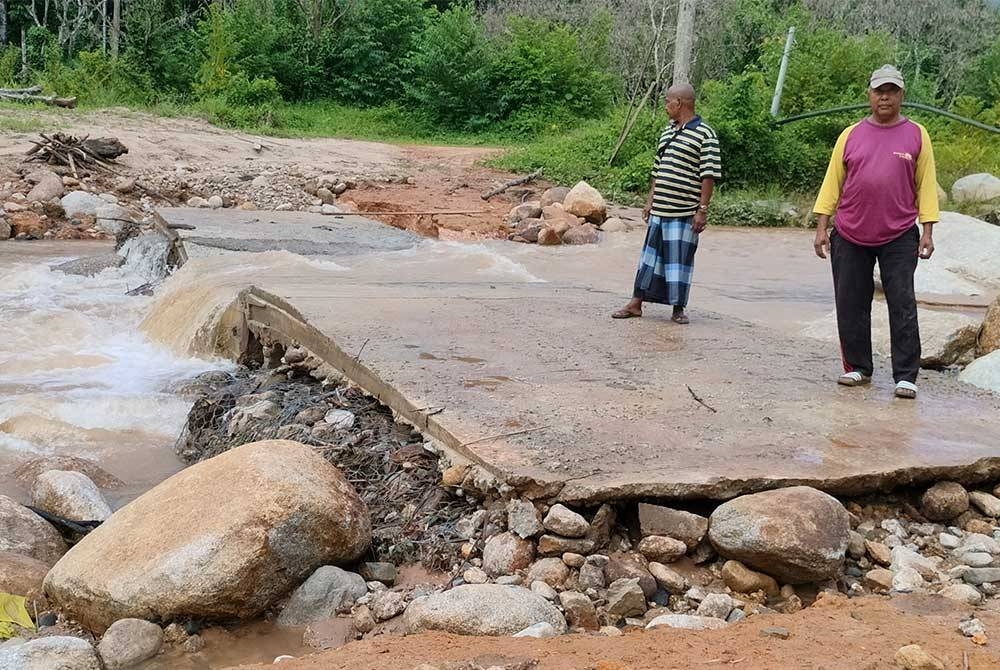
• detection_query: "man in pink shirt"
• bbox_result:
[813,65,939,399]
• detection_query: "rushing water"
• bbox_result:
[0,241,226,506]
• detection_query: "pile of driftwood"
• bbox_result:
[25,133,129,177]
[0,85,76,108]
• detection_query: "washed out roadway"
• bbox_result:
[152,208,1000,503]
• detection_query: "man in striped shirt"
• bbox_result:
[612,84,722,323]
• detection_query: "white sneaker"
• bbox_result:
[895,381,917,399]
[838,371,871,387]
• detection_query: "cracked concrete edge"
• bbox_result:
[210,286,568,501]
[204,286,1000,506]
[556,458,1000,504]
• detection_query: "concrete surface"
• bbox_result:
[145,209,1000,503]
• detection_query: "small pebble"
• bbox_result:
[760,626,790,640]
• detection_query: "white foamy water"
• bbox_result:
[0,243,227,504]
[357,239,548,284]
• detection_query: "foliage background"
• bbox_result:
[2,0,1000,205]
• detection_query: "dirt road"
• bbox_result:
[231,594,1000,670]
[0,107,535,239]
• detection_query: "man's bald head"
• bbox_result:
[664,83,697,121]
[667,83,696,103]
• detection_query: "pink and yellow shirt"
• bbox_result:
[813,117,940,246]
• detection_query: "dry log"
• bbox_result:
[481,168,544,200]
[0,89,77,108]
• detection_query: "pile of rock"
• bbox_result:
[0,167,135,241]
[841,480,1000,605]
[136,162,390,213]
[507,181,629,246]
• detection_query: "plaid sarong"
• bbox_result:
[632,214,699,307]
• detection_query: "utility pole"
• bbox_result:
[0,0,7,46]
[672,0,696,85]
[770,26,796,118]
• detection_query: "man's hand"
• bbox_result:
[814,227,831,259]
[693,210,707,233]
[919,230,935,259]
[642,203,652,222]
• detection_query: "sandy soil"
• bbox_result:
[228,595,1000,670]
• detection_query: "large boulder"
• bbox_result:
[403,584,567,636]
[43,440,371,632]
[26,169,65,203]
[32,470,113,522]
[61,191,106,217]
[562,223,600,245]
[507,202,543,224]
[802,308,980,369]
[0,495,67,565]
[979,296,1000,357]
[961,349,1000,393]
[97,619,164,670]
[0,551,50,608]
[540,187,571,208]
[562,182,607,224]
[707,486,850,583]
[277,566,367,626]
[95,204,131,236]
[952,173,1000,203]
[0,636,101,670]
[637,503,708,549]
[482,531,535,578]
[920,482,969,522]
[14,456,124,490]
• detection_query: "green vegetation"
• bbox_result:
[3,0,1000,210]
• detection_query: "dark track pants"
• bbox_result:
[830,225,920,384]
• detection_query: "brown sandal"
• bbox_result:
[671,313,690,324]
[612,309,642,319]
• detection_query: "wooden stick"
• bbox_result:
[481,168,543,200]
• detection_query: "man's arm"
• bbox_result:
[695,130,722,233]
[642,176,656,221]
[813,127,852,259]
[915,124,940,259]
[693,178,715,233]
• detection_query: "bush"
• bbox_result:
[491,15,615,121]
[324,0,430,105]
[710,198,807,228]
[405,5,495,129]
[0,46,21,87]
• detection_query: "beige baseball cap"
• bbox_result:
[870,64,905,90]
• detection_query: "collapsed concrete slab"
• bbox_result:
[145,210,1000,504]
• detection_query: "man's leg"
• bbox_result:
[877,226,921,384]
[830,229,877,377]
[668,217,698,324]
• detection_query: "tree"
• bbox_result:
[671,0,694,84]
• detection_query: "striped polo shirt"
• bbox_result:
[651,116,722,218]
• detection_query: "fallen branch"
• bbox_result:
[686,385,717,413]
[481,168,543,200]
[0,88,76,108]
[27,506,101,538]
